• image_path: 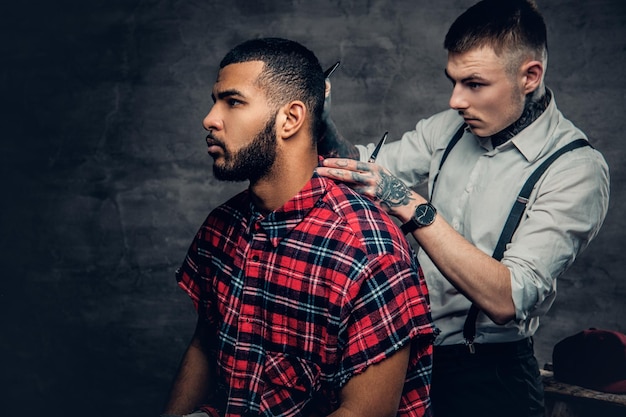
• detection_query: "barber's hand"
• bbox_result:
[317,158,421,219]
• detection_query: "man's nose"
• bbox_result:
[202,106,223,131]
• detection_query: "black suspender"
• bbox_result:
[433,126,591,352]
[490,138,591,261]
[430,124,466,200]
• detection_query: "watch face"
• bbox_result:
[401,203,436,234]
[415,203,436,226]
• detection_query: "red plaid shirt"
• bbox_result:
[177,173,435,416]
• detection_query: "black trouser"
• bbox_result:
[430,338,544,417]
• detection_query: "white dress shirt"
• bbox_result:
[358,92,610,345]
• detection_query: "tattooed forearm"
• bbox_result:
[376,172,415,209]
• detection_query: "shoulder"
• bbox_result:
[200,190,249,234]
[544,140,609,190]
[408,109,466,150]
[321,179,413,255]
[419,109,464,136]
[547,93,607,169]
[323,179,392,226]
[520,95,609,182]
[546,111,609,181]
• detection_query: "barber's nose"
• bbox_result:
[449,86,468,110]
[202,106,223,131]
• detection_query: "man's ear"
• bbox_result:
[521,60,544,95]
[278,100,306,139]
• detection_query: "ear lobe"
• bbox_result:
[522,60,544,94]
[279,101,306,139]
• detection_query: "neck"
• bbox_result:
[249,146,319,213]
[491,87,551,147]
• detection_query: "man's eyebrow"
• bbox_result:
[211,88,245,102]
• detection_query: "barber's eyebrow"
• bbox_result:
[211,88,246,103]
[444,69,487,84]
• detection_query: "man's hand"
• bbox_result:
[317,158,423,222]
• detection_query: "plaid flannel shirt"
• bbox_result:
[177,173,435,416]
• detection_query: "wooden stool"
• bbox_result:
[541,368,626,417]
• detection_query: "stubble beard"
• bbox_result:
[212,116,277,183]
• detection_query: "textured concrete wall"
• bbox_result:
[2,1,625,416]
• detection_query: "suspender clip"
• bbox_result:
[465,338,476,354]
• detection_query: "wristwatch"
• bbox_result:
[400,202,437,235]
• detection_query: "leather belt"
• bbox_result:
[434,338,533,357]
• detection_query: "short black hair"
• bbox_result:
[444,0,548,73]
[220,37,325,141]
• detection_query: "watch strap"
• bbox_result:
[400,218,419,235]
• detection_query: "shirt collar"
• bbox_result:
[250,172,329,247]
[492,89,559,162]
[491,89,552,148]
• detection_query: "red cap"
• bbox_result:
[553,328,626,393]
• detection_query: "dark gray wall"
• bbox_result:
[1,1,624,416]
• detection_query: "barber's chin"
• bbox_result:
[466,123,491,138]
[470,129,489,138]
[466,124,483,137]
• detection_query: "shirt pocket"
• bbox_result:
[260,352,324,415]
[264,352,322,393]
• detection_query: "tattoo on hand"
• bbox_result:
[376,172,414,208]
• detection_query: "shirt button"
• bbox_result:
[252,255,259,262]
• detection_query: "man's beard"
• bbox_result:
[212,116,277,183]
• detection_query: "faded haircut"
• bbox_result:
[444,0,548,75]
[220,37,325,142]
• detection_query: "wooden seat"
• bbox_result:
[541,368,626,417]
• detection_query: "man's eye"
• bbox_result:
[228,99,242,106]
[468,82,482,89]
